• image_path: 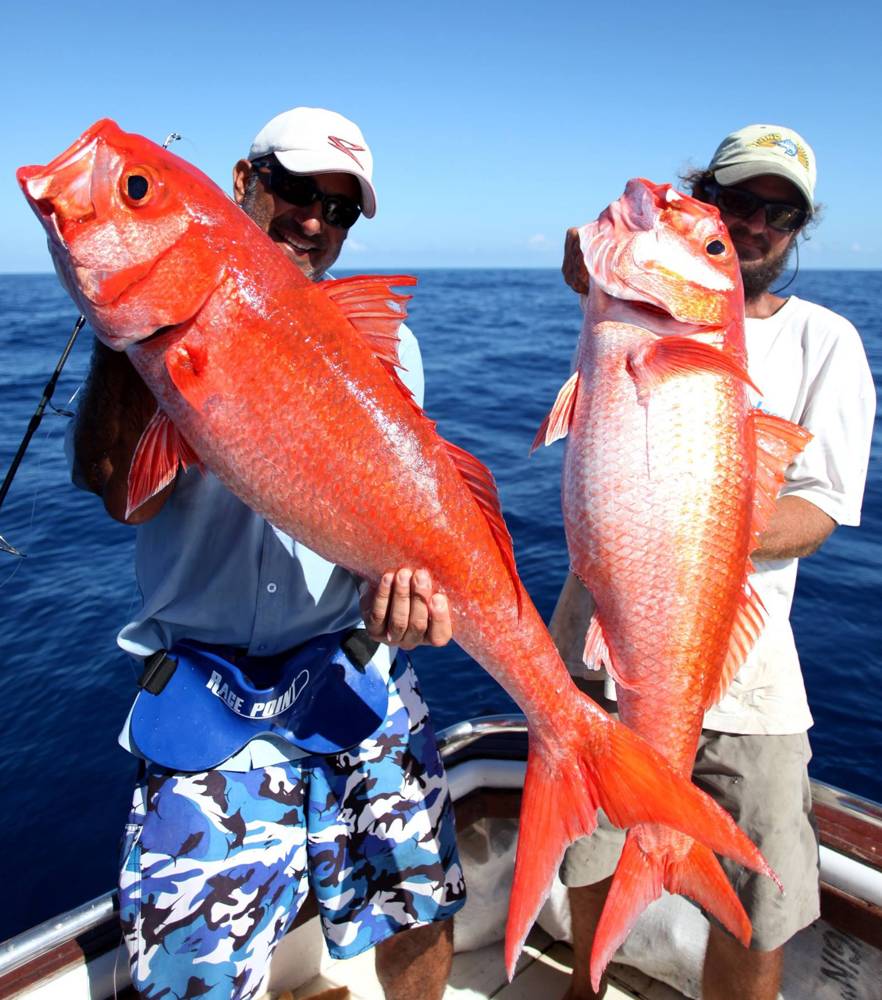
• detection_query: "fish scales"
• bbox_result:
[536,178,811,989]
[19,128,789,982]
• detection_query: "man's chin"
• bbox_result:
[740,252,792,299]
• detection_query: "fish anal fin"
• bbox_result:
[708,582,767,707]
[750,409,813,546]
[583,612,636,690]
[530,372,580,453]
[627,337,759,405]
[126,407,202,519]
[444,440,522,616]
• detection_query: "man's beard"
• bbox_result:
[739,239,796,300]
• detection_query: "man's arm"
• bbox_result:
[76,337,452,645]
[548,496,832,652]
[72,340,172,524]
[752,494,836,561]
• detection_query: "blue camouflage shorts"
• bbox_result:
[118,656,465,1000]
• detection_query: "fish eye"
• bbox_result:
[120,169,155,206]
[706,239,727,256]
[128,175,149,200]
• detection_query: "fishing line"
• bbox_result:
[0,389,77,591]
[0,314,86,556]
[772,237,801,295]
[0,131,184,558]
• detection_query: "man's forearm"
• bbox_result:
[72,341,163,522]
[753,494,836,561]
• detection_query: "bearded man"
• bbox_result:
[553,125,875,1000]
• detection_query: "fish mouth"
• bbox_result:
[633,300,673,320]
[128,321,193,355]
[17,120,115,232]
[140,324,179,345]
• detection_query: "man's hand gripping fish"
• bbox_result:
[19,126,780,976]
[534,178,811,989]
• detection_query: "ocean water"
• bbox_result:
[0,269,879,943]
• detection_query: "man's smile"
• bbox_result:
[270,224,323,260]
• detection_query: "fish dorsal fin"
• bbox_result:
[443,440,522,616]
[326,274,522,614]
[323,273,417,370]
[750,409,813,546]
[127,407,203,519]
[707,410,812,707]
[531,372,580,453]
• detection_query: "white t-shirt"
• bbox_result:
[702,296,875,734]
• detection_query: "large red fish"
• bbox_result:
[534,178,811,989]
[20,125,778,976]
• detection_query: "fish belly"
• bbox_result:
[563,317,754,761]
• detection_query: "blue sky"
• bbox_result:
[3,0,880,272]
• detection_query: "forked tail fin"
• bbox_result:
[589,833,754,992]
[503,693,779,980]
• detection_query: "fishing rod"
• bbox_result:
[0,132,183,557]
[0,314,85,557]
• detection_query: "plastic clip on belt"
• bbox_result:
[130,628,389,771]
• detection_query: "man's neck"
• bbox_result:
[744,290,789,320]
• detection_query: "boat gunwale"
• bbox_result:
[2,713,881,995]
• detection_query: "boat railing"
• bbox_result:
[1,712,880,983]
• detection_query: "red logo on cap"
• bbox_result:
[328,136,365,168]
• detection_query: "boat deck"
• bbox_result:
[276,923,682,1000]
[266,907,882,1000]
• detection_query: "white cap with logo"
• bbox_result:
[249,107,377,218]
[708,124,817,214]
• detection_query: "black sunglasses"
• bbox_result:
[252,157,362,230]
[704,180,808,233]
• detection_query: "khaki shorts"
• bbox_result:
[560,721,820,951]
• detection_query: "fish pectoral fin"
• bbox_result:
[530,371,580,453]
[583,612,636,690]
[126,407,202,519]
[165,341,213,412]
[626,337,760,404]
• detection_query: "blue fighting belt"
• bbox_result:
[130,629,389,771]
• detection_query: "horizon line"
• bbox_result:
[3,265,882,277]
